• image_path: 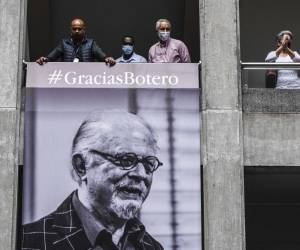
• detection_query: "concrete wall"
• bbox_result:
[0,0,26,249]
[200,0,245,249]
[5,0,300,249]
[243,89,300,166]
[242,89,300,249]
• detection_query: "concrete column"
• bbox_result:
[200,0,245,249]
[0,0,26,249]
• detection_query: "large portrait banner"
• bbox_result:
[22,62,202,250]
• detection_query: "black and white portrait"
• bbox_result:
[22,88,202,249]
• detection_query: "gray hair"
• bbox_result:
[155,18,171,30]
[70,110,158,182]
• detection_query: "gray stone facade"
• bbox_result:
[0,0,26,249]
[200,0,245,249]
[3,0,300,250]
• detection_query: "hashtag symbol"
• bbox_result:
[48,70,63,84]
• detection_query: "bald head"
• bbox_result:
[70,18,86,42]
[70,111,158,182]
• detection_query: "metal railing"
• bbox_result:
[240,62,300,88]
[241,62,300,70]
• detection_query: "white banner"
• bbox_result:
[26,62,199,88]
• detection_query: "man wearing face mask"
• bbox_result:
[148,19,191,63]
[116,36,147,63]
[36,18,115,66]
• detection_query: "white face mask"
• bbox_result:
[158,31,170,42]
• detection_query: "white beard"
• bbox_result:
[110,195,142,220]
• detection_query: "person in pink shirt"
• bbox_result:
[148,19,191,63]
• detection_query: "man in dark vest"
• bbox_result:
[36,18,115,66]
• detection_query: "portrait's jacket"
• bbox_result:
[22,192,164,250]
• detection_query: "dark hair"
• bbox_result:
[122,35,135,44]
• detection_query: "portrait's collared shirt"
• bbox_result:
[22,192,163,250]
[148,38,191,63]
[72,193,146,250]
[116,52,147,63]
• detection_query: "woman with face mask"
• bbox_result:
[116,36,147,63]
[265,30,300,89]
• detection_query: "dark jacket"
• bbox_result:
[22,192,164,250]
[46,38,107,62]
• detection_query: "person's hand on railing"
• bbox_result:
[104,57,116,66]
[36,57,49,65]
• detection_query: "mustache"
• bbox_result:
[115,181,148,198]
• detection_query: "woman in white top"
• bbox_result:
[265,30,300,89]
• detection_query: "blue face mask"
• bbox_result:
[122,45,134,55]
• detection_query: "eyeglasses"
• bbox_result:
[89,150,163,173]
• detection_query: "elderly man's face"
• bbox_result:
[85,128,156,220]
[157,21,171,32]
